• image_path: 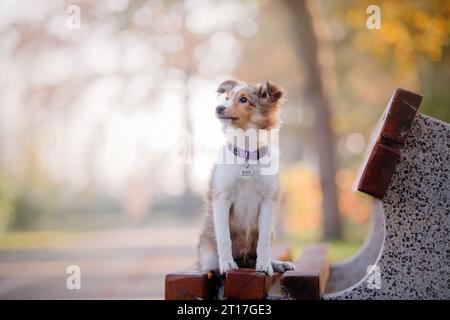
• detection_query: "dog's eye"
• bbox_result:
[239,97,247,103]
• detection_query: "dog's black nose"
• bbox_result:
[216,105,226,114]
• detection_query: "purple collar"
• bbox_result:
[227,143,269,160]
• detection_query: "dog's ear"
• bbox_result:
[217,80,238,95]
[258,81,284,105]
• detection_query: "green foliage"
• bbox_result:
[10,189,48,230]
[0,175,16,232]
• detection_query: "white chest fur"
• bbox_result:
[208,142,284,276]
[212,149,279,232]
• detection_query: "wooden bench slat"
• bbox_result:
[358,88,422,199]
[379,88,422,146]
[357,142,400,199]
[281,244,329,300]
[224,244,292,300]
[224,268,269,300]
[165,270,217,300]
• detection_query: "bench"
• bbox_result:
[166,88,450,300]
[325,88,450,299]
[165,243,331,300]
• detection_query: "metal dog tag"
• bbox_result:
[240,163,253,180]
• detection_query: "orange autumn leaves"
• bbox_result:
[280,164,371,235]
[280,165,322,234]
[335,169,371,225]
[347,0,450,63]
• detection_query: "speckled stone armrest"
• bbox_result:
[325,89,450,300]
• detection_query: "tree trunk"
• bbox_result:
[285,0,341,239]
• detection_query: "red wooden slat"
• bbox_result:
[224,245,292,300]
[380,88,422,146]
[358,142,401,199]
[281,244,329,300]
[165,270,217,300]
[357,88,422,199]
[224,268,269,300]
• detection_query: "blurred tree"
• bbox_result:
[284,0,342,240]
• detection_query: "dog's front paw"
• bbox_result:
[219,257,238,274]
[256,256,273,276]
[283,261,295,271]
[272,260,295,273]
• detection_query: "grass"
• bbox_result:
[1,229,364,262]
[0,211,204,250]
[0,230,82,250]
[326,239,364,262]
[1,221,367,263]
[286,227,367,263]
[289,238,364,263]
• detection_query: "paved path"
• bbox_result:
[0,227,199,299]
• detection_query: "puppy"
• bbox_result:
[197,79,295,275]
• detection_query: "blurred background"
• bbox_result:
[0,0,449,299]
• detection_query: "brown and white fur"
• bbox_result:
[197,79,295,276]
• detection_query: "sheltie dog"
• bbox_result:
[197,79,295,276]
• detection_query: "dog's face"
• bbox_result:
[215,80,285,130]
